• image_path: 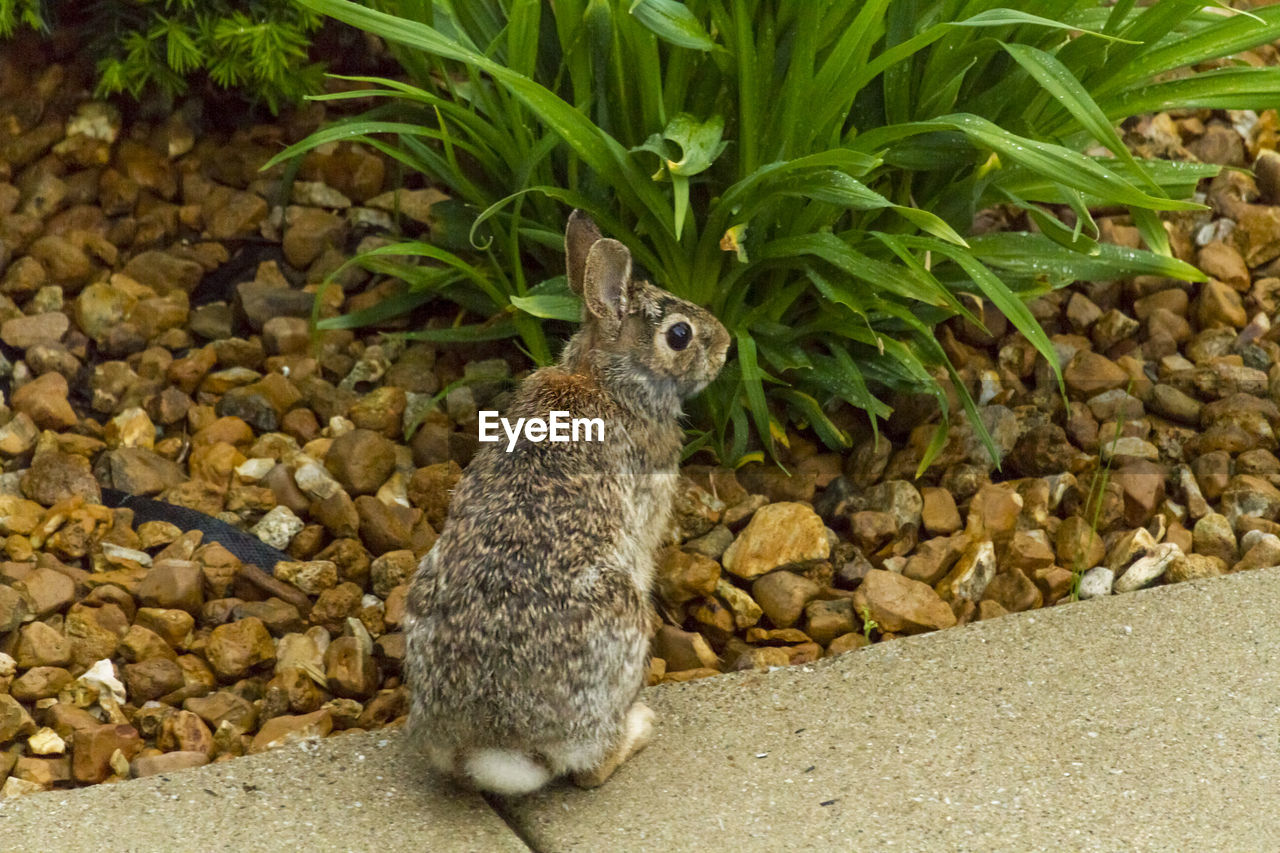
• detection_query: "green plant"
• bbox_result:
[1,0,325,112]
[272,0,1280,465]
[859,605,880,641]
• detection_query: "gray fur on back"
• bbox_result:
[404,211,729,782]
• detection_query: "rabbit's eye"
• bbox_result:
[665,322,692,351]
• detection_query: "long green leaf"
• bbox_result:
[1001,41,1160,194]
[968,232,1208,282]
[628,0,715,51]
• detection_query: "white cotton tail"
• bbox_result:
[463,749,552,795]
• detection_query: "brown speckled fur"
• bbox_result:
[405,212,729,789]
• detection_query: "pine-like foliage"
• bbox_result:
[0,0,326,112]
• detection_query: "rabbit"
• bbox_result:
[404,210,730,796]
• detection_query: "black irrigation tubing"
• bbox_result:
[99,487,291,573]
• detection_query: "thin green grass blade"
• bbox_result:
[735,331,776,459]
[397,319,521,342]
[315,285,445,330]
[903,235,1061,394]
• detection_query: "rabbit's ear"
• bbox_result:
[565,210,603,296]
[583,237,632,338]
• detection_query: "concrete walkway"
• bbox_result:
[6,567,1280,851]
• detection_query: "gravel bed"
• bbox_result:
[4,39,1280,797]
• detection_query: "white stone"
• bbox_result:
[101,542,153,567]
[236,457,276,482]
[294,461,342,501]
[78,658,126,705]
[1114,543,1182,593]
[1,776,45,798]
[1078,566,1115,600]
[28,726,65,755]
[252,505,305,550]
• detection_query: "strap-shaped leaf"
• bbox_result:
[968,232,1207,282]
[628,0,715,51]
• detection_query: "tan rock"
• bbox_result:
[309,582,364,634]
[852,570,956,635]
[14,621,72,669]
[980,569,1043,613]
[131,750,210,778]
[732,646,793,671]
[1111,461,1166,527]
[267,667,326,714]
[965,484,1023,543]
[72,724,142,783]
[1221,474,1280,528]
[920,487,962,535]
[136,559,204,614]
[134,608,195,649]
[848,510,896,554]
[1166,553,1227,584]
[978,599,1010,621]
[123,658,186,702]
[936,539,997,602]
[1,777,46,797]
[655,547,721,606]
[406,461,462,529]
[1064,350,1129,398]
[16,567,75,617]
[184,691,258,733]
[1197,242,1250,292]
[715,579,763,629]
[751,571,823,629]
[0,413,39,456]
[1055,516,1105,570]
[10,666,73,702]
[803,599,856,646]
[1033,566,1075,604]
[283,207,345,270]
[1005,530,1056,574]
[688,597,735,646]
[158,709,214,756]
[119,624,179,663]
[1195,279,1247,329]
[325,429,397,496]
[0,584,32,633]
[1106,527,1159,573]
[0,694,36,744]
[651,625,719,672]
[275,559,339,596]
[902,533,969,586]
[324,636,379,699]
[721,502,830,580]
[205,617,276,680]
[11,372,78,430]
[13,755,71,787]
[0,312,68,348]
[1114,542,1182,593]
[1235,536,1280,573]
[43,703,103,741]
[203,186,268,240]
[825,632,870,656]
